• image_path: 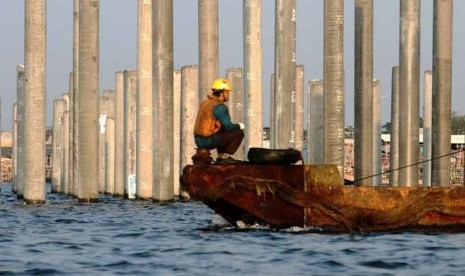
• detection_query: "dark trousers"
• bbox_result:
[216,129,244,155]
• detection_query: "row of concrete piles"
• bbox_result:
[353,0,453,187]
[315,0,453,188]
[7,0,454,204]
[9,0,264,204]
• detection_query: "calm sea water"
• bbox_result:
[1,183,465,276]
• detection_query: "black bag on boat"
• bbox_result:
[247,147,302,165]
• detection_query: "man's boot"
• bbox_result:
[191,148,213,165]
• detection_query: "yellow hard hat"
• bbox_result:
[211,78,232,91]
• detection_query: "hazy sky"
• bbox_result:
[1,0,465,131]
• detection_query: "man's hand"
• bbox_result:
[238,123,245,130]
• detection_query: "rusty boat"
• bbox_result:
[180,148,465,233]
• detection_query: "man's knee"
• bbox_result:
[236,129,245,139]
[233,129,244,143]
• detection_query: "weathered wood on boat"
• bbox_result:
[181,164,465,233]
[182,164,306,228]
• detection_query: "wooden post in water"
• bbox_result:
[52,99,65,193]
[136,0,154,200]
[274,0,296,149]
[198,0,218,100]
[354,0,373,186]
[308,79,324,164]
[114,71,125,196]
[390,66,400,186]
[423,71,433,187]
[173,69,181,196]
[226,68,244,159]
[124,70,137,199]
[399,0,420,187]
[23,0,46,204]
[373,79,382,186]
[76,0,99,202]
[324,0,345,177]
[243,0,263,154]
[295,65,304,153]
[180,66,199,170]
[432,0,453,187]
[14,64,26,197]
[152,0,174,201]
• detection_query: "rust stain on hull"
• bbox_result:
[181,164,465,233]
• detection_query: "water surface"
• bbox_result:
[1,183,465,275]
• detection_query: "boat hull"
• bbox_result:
[181,164,465,233]
[182,164,306,228]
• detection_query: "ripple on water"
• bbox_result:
[23,268,65,275]
[129,250,156,258]
[359,260,411,270]
[112,232,145,239]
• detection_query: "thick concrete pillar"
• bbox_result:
[373,79,382,186]
[76,0,99,202]
[105,117,115,195]
[52,99,65,193]
[180,66,199,169]
[432,0,453,186]
[423,71,433,187]
[198,0,218,99]
[270,73,275,148]
[225,68,243,123]
[104,90,116,125]
[12,104,18,192]
[153,0,174,201]
[104,90,115,195]
[15,64,26,197]
[62,94,70,194]
[295,65,304,153]
[244,0,263,152]
[173,69,181,196]
[136,0,153,200]
[71,0,79,197]
[114,71,125,196]
[274,0,296,149]
[390,66,400,186]
[324,0,345,176]
[354,0,373,186]
[98,94,109,194]
[67,76,74,196]
[23,0,46,204]
[124,70,137,199]
[399,0,420,187]
[308,79,325,164]
[226,68,244,159]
